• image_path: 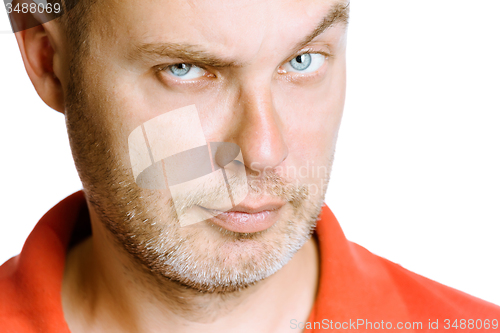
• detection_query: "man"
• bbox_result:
[0,0,499,332]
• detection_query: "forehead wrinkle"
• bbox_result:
[126,1,349,68]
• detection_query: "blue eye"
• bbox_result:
[290,54,312,71]
[170,64,192,76]
[283,53,326,74]
[166,64,206,80]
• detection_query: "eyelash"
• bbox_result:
[154,64,215,89]
[279,49,331,77]
[288,48,332,64]
[155,64,214,78]
[155,49,332,84]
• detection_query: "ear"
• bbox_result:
[14,21,66,114]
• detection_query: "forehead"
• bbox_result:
[95,0,347,61]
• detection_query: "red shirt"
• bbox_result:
[1,191,499,332]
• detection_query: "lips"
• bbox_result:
[202,200,285,233]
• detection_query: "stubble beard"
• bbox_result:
[64,56,330,295]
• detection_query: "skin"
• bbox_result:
[15,0,348,332]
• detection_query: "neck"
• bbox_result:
[61,207,319,333]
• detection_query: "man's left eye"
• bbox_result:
[283,53,326,73]
[166,63,206,80]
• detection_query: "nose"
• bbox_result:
[232,82,288,175]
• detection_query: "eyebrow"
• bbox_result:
[293,1,350,52]
[129,1,350,68]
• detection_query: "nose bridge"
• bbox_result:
[232,77,289,174]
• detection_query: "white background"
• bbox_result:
[1,1,499,305]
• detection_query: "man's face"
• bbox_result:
[65,0,348,292]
